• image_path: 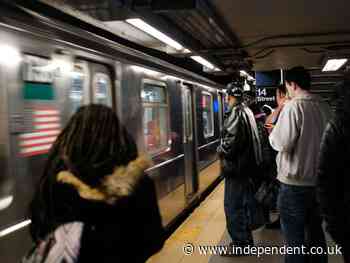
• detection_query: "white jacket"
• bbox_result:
[269,91,331,186]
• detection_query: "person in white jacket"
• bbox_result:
[269,67,331,263]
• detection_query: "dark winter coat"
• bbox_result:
[255,113,277,181]
[27,157,165,263]
[217,103,261,180]
[317,79,350,255]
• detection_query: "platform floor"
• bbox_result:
[148,181,344,263]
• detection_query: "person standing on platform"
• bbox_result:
[317,74,350,263]
[263,84,290,229]
[269,66,331,263]
[244,91,280,228]
[217,82,263,256]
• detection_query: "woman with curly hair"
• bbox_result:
[25,104,165,263]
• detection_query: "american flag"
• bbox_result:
[19,106,61,157]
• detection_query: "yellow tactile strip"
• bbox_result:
[147,182,226,263]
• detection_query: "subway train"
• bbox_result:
[0,3,225,262]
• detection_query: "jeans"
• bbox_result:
[278,183,328,263]
[224,177,254,245]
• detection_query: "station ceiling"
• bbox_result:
[32,0,350,90]
[213,0,350,71]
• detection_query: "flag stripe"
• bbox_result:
[21,149,50,157]
[19,130,60,139]
[34,123,60,129]
[33,121,60,125]
[35,128,61,133]
[33,110,59,116]
[20,142,53,149]
[33,114,60,119]
[20,144,52,154]
[20,106,60,157]
[33,117,60,122]
[19,137,56,146]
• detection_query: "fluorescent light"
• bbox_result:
[322,58,348,71]
[184,49,191,53]
[126,18,183,50]
[0,220,31,238]
[191,56,215,70]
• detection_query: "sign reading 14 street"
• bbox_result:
[256,87,277,107]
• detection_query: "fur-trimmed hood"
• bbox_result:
[57,156,151,205]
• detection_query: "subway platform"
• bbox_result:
[147,180,344,263]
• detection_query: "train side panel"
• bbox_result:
[0,4,223,262]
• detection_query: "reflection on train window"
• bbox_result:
[202,92,214,138]
[93,73,112,106]
[141,82,170,155]
[69,64,86,114]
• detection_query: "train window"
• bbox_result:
[141,80,170,155]
[69,62,89,114]
[93,73,112,106]
[202,91,214,138]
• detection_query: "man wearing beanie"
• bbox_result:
[217,82,263,256]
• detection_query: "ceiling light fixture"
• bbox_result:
[126,18,184,51]
[322,58,348,72]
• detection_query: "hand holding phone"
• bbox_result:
[264,123,275,133]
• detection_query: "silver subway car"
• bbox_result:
[0,3,224,262]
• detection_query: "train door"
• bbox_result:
[181,83,198,200]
